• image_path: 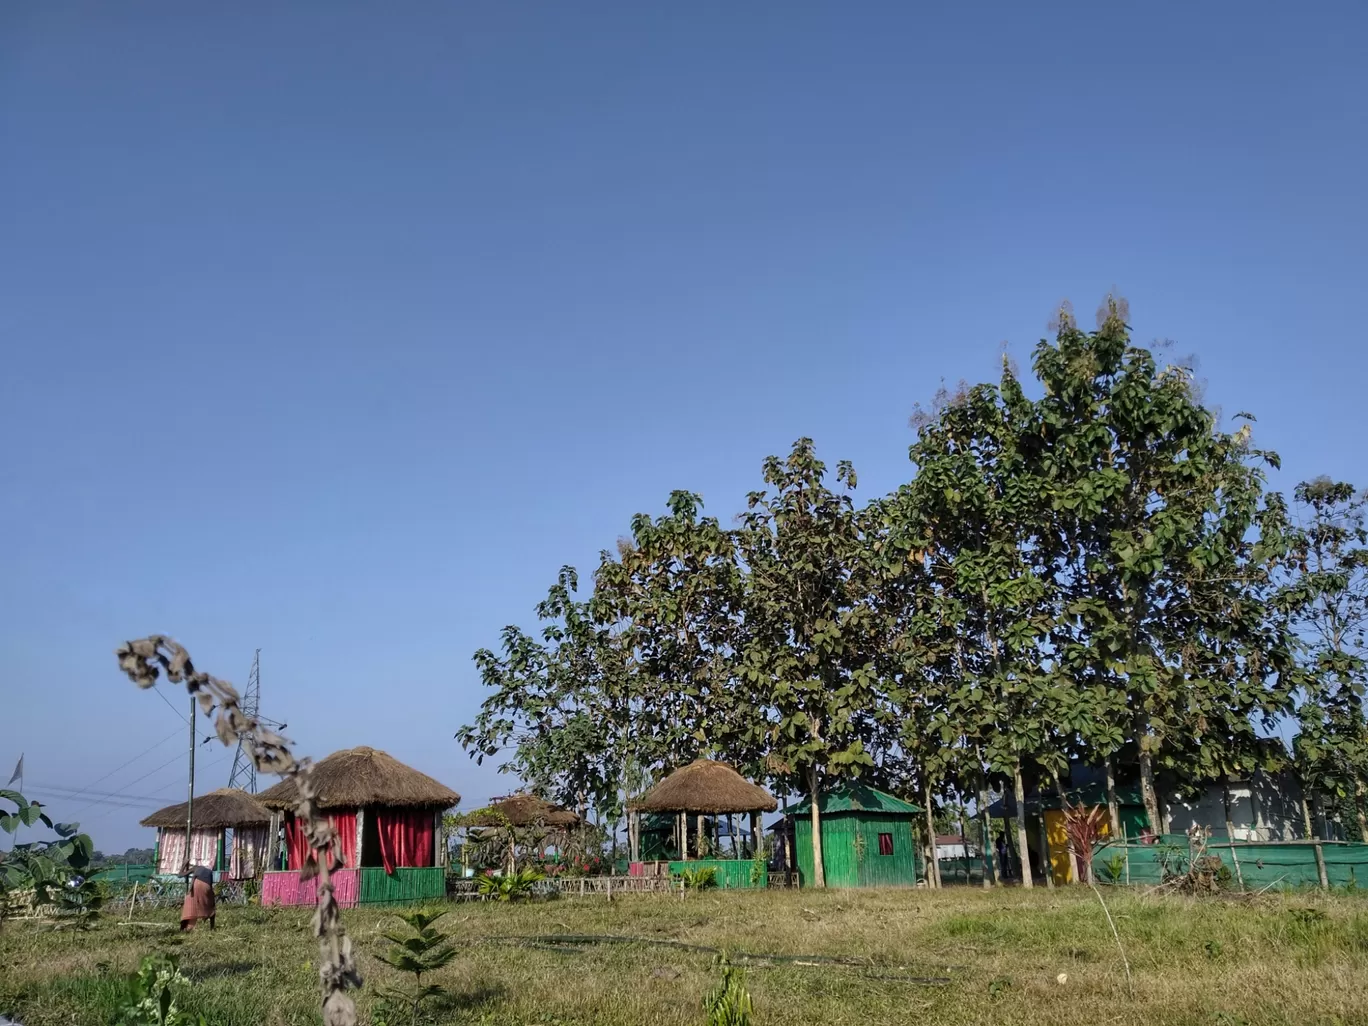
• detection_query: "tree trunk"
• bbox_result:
[977,769,997,889]
[1138,734,1162,837]
[1312,793,1331,890]
[807,768,826,888]
[923,783,940,888]
[1357,781,1368,844]
[1104,755,1121,839]
[957,804,972,885]
[1038,811,1055,889]
[1013,759,1033,889]
[781,794,793,872]
[1221,774,1246,892]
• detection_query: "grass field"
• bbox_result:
[2,886,1367,1025]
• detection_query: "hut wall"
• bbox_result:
[359,866,445,904]
[794,812,920,888]
[261,867,360,908]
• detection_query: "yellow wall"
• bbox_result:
[1043,808,1111,884]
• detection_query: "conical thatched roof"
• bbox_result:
[140,787,271,829]
[630,759,777,815]
[255,746,461,812]
[461,794,580,829]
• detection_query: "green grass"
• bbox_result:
[2,887,1368,1025]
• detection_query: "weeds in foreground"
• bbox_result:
[675,867,719,891]
[476,868,545,902]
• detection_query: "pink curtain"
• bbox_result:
[285,811,358,870]
[376,809,434,875]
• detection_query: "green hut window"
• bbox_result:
[877,833,894,856]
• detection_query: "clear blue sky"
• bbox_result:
[2,3,1365,852]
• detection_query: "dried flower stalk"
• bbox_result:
[115,636,361,1026]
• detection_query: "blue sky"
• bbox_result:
[2,3,1365,852]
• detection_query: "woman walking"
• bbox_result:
[180,864,216,931]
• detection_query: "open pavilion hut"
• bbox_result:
[255,746,460,907]
[628,759,777,888]
[141,788,271,880]
[458,794,580,873]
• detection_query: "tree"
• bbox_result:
[899,367,1059,888]
[734,439,883,887]
[1280,478,1368,841]
[457,567,632,824]
[1031,298,1292,835]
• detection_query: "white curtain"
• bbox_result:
[157,830,185,874]
[159,829,218,872]
[230,826,270,878]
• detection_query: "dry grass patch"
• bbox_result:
[1,887,1366,1025]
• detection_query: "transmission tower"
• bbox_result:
[228,650,263,793]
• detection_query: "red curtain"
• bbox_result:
[285,811,358,870]
[376,809,434,875]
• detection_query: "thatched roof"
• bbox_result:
[460,794,580,829]
[140,788,271,829]
[630,759,777,815]
[255,746,461,812]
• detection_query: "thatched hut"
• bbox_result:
[141,787,271,880]
[628,760,776,877]
[255,746,460,907]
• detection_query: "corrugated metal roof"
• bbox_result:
[786,782,921,816]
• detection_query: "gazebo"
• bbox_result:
[255,746,460,907]
[628,759,777,888]
[458,794,581,874]
[141,787,272,880]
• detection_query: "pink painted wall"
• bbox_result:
[261,868,359,908]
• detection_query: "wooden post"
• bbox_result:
[697,814,706,861]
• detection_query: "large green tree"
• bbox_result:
[734,439,883,887]
[1032,298,1292,834]
[1281,478,1368,841]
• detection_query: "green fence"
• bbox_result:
[1090,839,1368,890]
[665,859,765,889]
[89,863,156,888]
[358,866,446,905]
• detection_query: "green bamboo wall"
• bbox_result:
[794,812,920,888]
[665,859,764,889]
[358,866,446,904]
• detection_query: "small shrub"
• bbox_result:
[477,867,545,902]
[1204,939,1223,960]
[374,908,457,1025]
[674,866,718,891]
[704,954,752,1026]
[1098,852,1126,884]
[116,954,206,1026]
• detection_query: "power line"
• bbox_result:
[34,726,183,806]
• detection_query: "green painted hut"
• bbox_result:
[787,784,922,888]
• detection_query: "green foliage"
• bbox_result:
[749,838,769,885]
[374,908,458,1025]
[116,954,207,1026]
[704,954,753,1026]
[0,789,98,925]
[476,868,545,902]
[674,866,718,890]
[1098,853,1126,885]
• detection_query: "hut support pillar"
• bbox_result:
[266,813,282,873]
[749,812,760,859]
[697,814,705,860]
[353,809,365,870]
